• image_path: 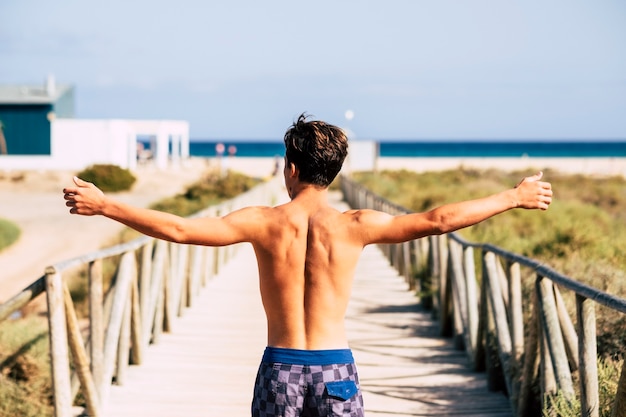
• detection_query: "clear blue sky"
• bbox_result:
[1,0,625,140]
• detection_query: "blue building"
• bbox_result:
[0,76,75,155]
[0,77,189,171]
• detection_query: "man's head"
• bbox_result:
[283,113,349,187]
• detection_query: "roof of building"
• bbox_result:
[0,82,73,105]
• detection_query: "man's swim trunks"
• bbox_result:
[251,347,364,417]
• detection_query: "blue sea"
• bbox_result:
[189,140,626,158]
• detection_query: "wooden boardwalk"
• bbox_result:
[104,200,512,417]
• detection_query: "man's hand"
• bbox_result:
[512,171,553,210]
[63,177,106,216]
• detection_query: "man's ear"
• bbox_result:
[288,162,299,179]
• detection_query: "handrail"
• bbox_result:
[0,176,284,417]
[340,174,626,417]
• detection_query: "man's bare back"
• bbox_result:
[252,188,364,350]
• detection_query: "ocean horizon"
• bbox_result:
[185,140,626,158]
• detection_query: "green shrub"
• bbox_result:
[541,359,622,417]
[151,171,262,217]
[0,316,52,417]
[76,164,136,192]
[0,218,20,252]
[352,169,626,291]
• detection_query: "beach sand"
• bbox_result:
[222,155,626,178]
[1,155,624,304]
[373,156,626,177]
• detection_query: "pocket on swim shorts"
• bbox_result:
[325,380,358,401]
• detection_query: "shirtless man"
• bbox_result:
[63,114,553,416]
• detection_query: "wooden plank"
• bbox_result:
[349,246,512,417]
[103,243,266,417]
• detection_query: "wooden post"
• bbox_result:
[576,295,599,417]
[200,246,209,286]
[152,283,165,344]
[402,241,411,288]
[485,287,500,392]
[517,289,539,417]
[130,276,143,365]
[188,245,204,304]
[63,283,100,416]
[475,251,488,373]
[483,252,513,397]
[438,235,452,336]
[115,292,132,385]
[496,258,509,310]
[508,261,524,364]
[463,246,478,357]
[448,240,468,351]
[88,259,104,397]
[613,359,626,417]
[163,243,173,333]
[175,244,189,316]
[139,241,153,347]
[539,310,557,401]
[100,252,135,405]
[554,284,579,371]
[407,240,417,291]
[145,239,167,346]
[45,269,72,417]
[165,242,177,330]
[438,234,448,314]
[423,235,437,311]
[537,277,574,399]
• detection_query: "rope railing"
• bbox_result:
[341,174,626,417]
[0,176,284,417]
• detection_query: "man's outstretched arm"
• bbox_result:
[63,176,258,246]
[355,172,553,245]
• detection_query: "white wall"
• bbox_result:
[0,119,189,171]
[345,140,379,173]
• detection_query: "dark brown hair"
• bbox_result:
[283,113,349,187]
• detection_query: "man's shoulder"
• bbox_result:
[341,208,391,225]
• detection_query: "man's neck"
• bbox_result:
[290,183,328,203]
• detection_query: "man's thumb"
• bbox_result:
[73,176,90,187]
[528,171,543,182]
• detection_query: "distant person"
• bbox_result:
[63,113,553,416]
[215,142,226,175]
[272,155,282,177]
[215,142,226,157]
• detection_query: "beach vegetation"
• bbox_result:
[352,168,626,297]
[0,315,52,417]
[540,359,621,417]
[0,218,20,252]
[76,163,136,192]
[352,167,626,416]
[150,170,262,217]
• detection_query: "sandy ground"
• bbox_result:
[1,155,624,305]
[373,156,626,177]
[0,159,219,303]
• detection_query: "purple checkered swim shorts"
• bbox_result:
[251,347,365,417]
